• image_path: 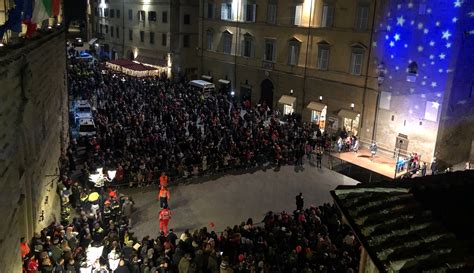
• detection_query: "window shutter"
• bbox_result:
[252,4,256,22]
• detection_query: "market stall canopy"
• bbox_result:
[106,59,162,77]
[88,38,98,45]
[134,55,167,67]
[278,95,296,105]
[337,109,359,120]
[201,75,213,81]
[307,101,326,112]
[218,79,231,85]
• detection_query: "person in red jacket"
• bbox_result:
[20,237,30,259]
[159,205,171,235]
[158,186,170,208]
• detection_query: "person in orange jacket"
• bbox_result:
[159,172,168,188]
[158,186,170,208]
[20,237,30,259]
[159,205,171,235]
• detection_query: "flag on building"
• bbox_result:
[0,0,24,41]
[31,0,60,24]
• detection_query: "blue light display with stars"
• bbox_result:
[374,0,467,115]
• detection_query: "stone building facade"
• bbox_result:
[90,0,199,79]
[372,0,474,165]
[0,30,68,272]
[198,0,380,141]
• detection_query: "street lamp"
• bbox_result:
[319,96,323,102]
[290,89,294,95]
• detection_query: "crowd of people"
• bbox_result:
[19,55,362,272]
[22,166,360,273]
[67,58,332,187]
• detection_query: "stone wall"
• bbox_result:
[0,30,68,272]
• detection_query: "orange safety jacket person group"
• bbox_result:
[160,174,168,188]
[158,188,170,208]
[159,207,171,235]
[158,188,170,200]
[20,242,30,258]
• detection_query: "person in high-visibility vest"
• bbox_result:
[159,205,171,235]
[159,172,168,188]
[158,186,170,208]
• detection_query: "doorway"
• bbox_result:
[260,79,274,110]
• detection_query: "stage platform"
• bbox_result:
[330,148,405,180]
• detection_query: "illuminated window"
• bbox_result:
[207,29,214,50]
[244,1,256,22]
[162,33,167,46]
[264,39,276,62]
[150,32,155,44]
[267,0,277,24]
[355,5,369,31]
[350,44,365,75]
[284,104,294,115]
[221,2,233,21]
[148,11,157,22]
[288,38,301,66]
[424,101,439,122]
[290,4,303,26]
[183,35,190,47]
[140,31,144,43]
[321,4,334,27]
[223,30,233,54]
[243,33,253,58]
[162,11,168,23]
[317,42,330,70]
[207,1,215,19]
[139,10,145,21]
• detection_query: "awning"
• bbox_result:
[201,75,213,81]
[88,38,98,45]
[338,109,360,120]
[307,101,327,112]
[218,79,231,85]
[278,95,296,105]
[134,55,168,67]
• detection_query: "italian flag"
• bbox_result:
[31,0,60,24]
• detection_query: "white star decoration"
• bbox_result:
[422,81,426,86]
[469,12,474,17]
[390,41,395,47]
[418,23,424,30]
[446,43,452,48]
[397,4,402,9]
[454,0,463,8]
[431,82,438,88]
[396,16,405,27]
[431,102,440,108]
[418,46,424,52]
[436,21,441,27]
[408,2,413,8]
[424,29,429,34]
[429,55,435,60]
[429,41,435,46]
[410,20,415,25]
[387,25,392,31]
[439,53,446,59]
[394,33,400,41]
[427,8,432,14]
[442,30,452,40]
[452,17,458,23]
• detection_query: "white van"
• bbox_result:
[189,80,215,97]
[78,118,97,137]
